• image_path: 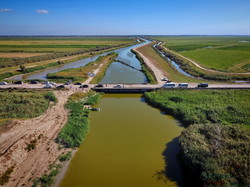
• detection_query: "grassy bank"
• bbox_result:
[155,44,250,81]
[144,89,250,186]
[47,52,118,82]
[56,91,102,148]
[90,53,118,84]
[131,49,157,84]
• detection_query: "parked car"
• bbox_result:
[56,85,65,88]
[95,84,104,88]
[197,83,209,88]
[30,80,39,84]
[178,83,188,88]
[42,81,50,84]
[0,81,7,85]
[49,82,56,86]
[166,80,172,83]
[79,84,89,88]
[43,84,52,88]
[162,83,176,88]
[113,85,122,88]
[14,81,23,84]
[74,82,82,85]
[161,77,168,81]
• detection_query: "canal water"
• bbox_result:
[59,94,186,187]
[13,40,151,83]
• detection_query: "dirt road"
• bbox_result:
[0,91,73,187]
[134,43,166,85]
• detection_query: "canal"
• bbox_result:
[59,94,186,187]
[13,40,151,83]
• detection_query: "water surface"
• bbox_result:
[60,94,185,187]
[13,40,151,82]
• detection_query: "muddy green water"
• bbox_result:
[59,94,185,187]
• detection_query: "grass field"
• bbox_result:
[0,37,133,53]
[153,36,250,72]
[144,89,250,186]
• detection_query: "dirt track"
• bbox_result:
[0,91,73,187]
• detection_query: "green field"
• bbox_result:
[0,37,133,53]
[144,89,250,186]
[154,36,250,72]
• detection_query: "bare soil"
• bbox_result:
[0,91,73,187]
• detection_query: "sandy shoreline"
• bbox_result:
[54,149,77,187]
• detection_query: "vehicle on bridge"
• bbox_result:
[197,83,209,88]
[113,85,122,88]
[0,81,7,85]
[178,83,188,88]
[162,83,176,88]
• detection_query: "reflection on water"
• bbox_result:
[100,62,147,84]
[59,94,187,187]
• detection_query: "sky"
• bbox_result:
[0,0,250,35]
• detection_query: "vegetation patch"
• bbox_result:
[0,166,15,186]
[47,52,117,82]
[56,91,102,148]
[180,123,250,186]
[32,164,61,187]
[58,151,72,162]
[144,89,250,186]
[0,90,56,119]
[144,89,250,126]
[131,49,157,84]
[25,139,37,152]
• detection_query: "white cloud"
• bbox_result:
[36,9,48,14]
[0,8,13,12]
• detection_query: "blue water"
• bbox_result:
[13,39,151,83]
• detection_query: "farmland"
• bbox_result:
[0,36,135,80]
[0,37,133,53]
[153,36,250,73]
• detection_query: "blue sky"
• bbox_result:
[0,0,250,35]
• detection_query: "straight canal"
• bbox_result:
[59,94,187,187]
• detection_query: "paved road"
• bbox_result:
[1,82,250,90]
